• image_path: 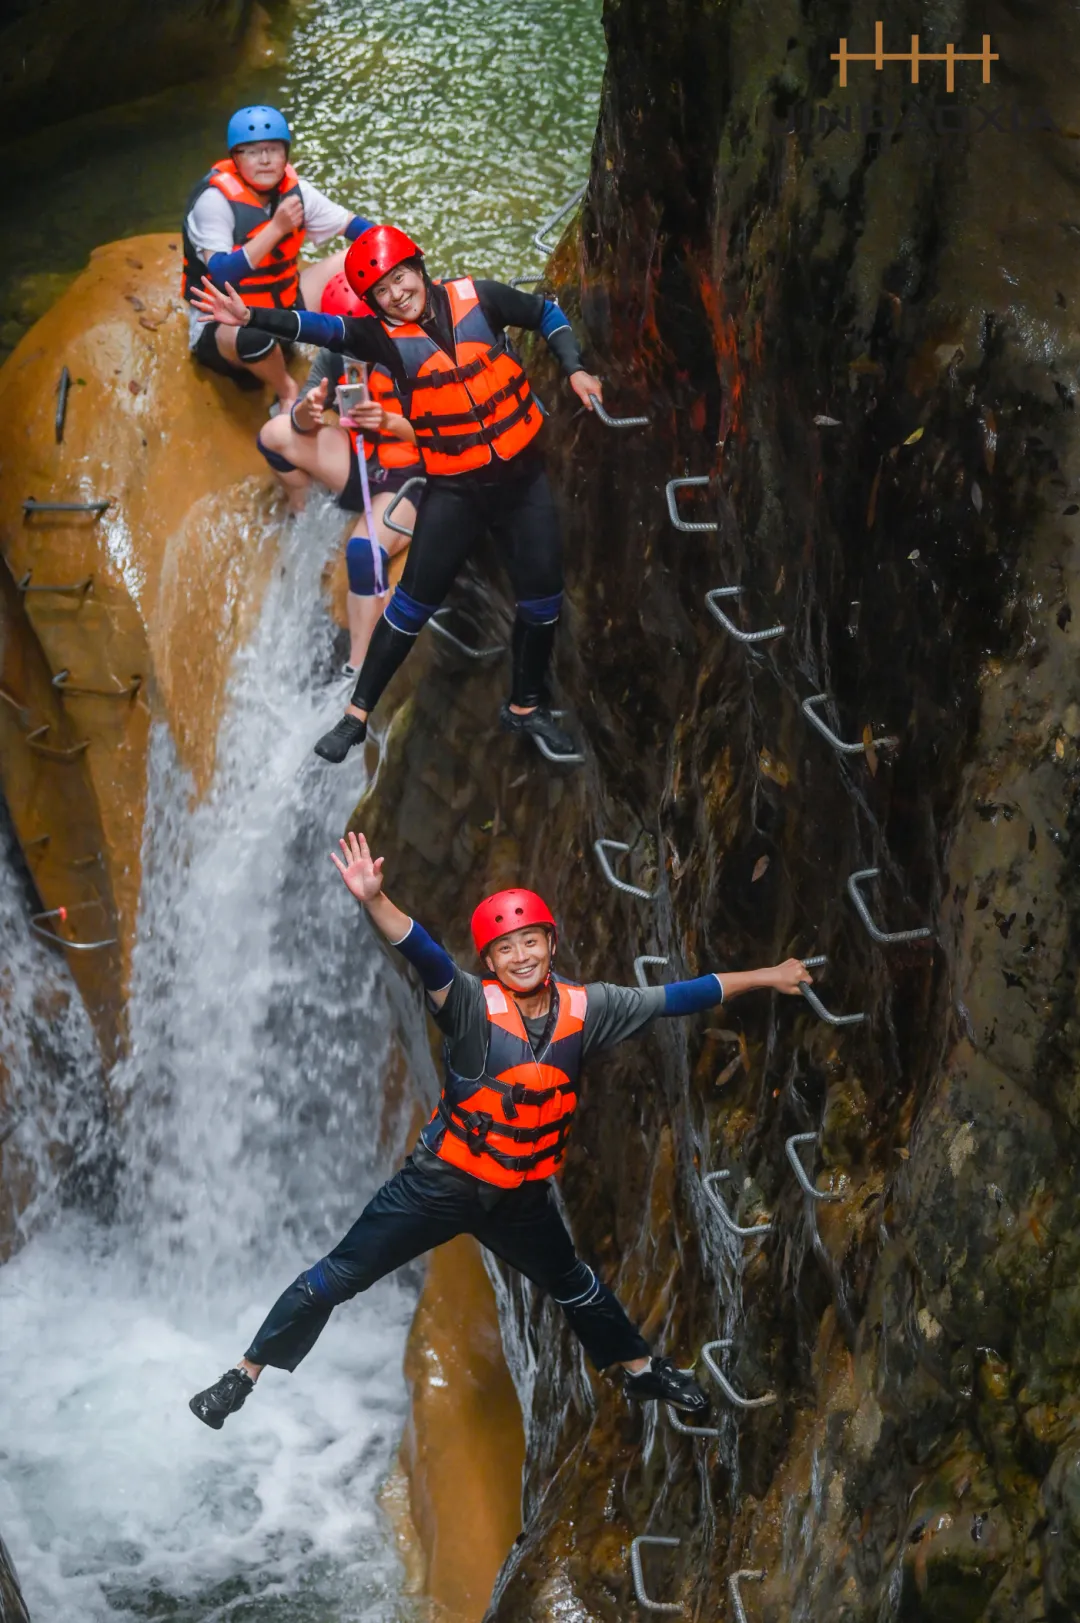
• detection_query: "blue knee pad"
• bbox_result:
[517,592,564,625]
[256,433,299,474]
[384,585,438,636]
[346,533,390,596]
[302,1258,366,1307]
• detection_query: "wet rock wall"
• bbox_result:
[353,1,1080,1618]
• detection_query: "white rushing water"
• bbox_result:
[0,498,421,1623]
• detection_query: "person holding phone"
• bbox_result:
[192,225,602,763]
[257,272,422,672]
[181,105,375,409]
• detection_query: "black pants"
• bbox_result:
[351,460,564,715]
[245,1151,649,1372]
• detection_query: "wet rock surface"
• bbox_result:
[352,2,1080,1618]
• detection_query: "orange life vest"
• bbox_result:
[427,976,587,1188]
[338,363,423,472]
[382,276,543,475]
[181,158,306,309]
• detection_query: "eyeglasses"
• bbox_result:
[234,142,285,159]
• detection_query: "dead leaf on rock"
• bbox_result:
[848,355,882,375]
[774,565,785,594]
[715,1051,744,1088]
[814,414,842,426]
[125,257,144,270]
[737,1030,751,1075]
[1055,737,1066,758]
[128,380,141,395]
[863,724,879,776]
[903,426,925,445]
[138,315,163,332]
[126,294,146,312]
[972,481,984,513]
[758,747,790,788]
[751,855,770,882]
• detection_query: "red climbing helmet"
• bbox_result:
[344,224,424,299]
[471,889,557,957]
[320,268,367,318]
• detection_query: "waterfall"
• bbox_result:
[0,497,422,1623]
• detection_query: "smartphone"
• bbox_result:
[336,362,369,416]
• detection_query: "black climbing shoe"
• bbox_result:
[189,1368,254,1430]
[314,714,367,763]
[622,1356,710,1418]
[498,702,579,759]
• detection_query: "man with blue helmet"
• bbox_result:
[181,105,374,409]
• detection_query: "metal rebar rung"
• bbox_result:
[0,685,30,725]
[728,1569,765,1623]
[23,498,109,516]
[802,693,898,755]
[785,1132,843,1203]
[705,588,785,645]
[383,476,427,537]
[509,271,546,287]
[799,982,866,1027]
[52,671,141,699]
[634,954,669,987]
[594,839,655,900]
[55,366,71,445]
[531,710,584,765]
[30,906,117,953]
[533,182,587,254]
[665,476,718,533]
[26,726,90,762]
[665,1402,721,1438]
[629,1535,682,1614]
[428,610,506,661]
[703,1171,773,1238]
[847,867,932,944]
[701,1340,778,1409]
[17,570,93,597]
[588,393,650,429]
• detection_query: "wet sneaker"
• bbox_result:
[622,1356,710,1418]
[498,702,578,758]
[314,714,367,763]
[189,1367,254,1430]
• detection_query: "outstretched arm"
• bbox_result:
[190,277,377,357]
[475,280,603,413]
[662,959,812,1016]
[330,831,456,1005]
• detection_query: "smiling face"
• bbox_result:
[370,262,427,323]
[232,140,289,193]
[483,925,553,996]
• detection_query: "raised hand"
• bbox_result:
[273,193,305,235]
[293,376,330,432]
[330,830,385,903]
[772,958,814,996]
[191,277,250,328]
[569,370,603,411]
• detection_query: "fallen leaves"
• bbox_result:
[757,747,790,788]
[903,425,924,445]
[751,855,770,883]
[814,413,842,426]
[971,481,984,513]
[863,724,879,776]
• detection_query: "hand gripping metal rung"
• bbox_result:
[428,610,506,661]
[802,693,898,755]
[634,954,668,987]
[23,498,110,516]
[383,476,427,537]
[728,1569,765,1623]
[52,671,141,699]
[701,1340,777,1409]
[666,476,718,533]
[594,839,655,900]
[703,1171,773,1238]
[846,867,932,945]
[17,570,94,597]
[533,182,587,254]
[786,1132,843,1203]
[629,1535,682,1613]
[665,1401,721,1438]
[531,710,584,765]
[588,393,650,429]
[705,588,785,644]
[30,905,117,953]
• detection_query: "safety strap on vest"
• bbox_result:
[411,391,536,457]
[436,1099,574,1170]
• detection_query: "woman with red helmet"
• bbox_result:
[256,270,423,673]
[192,222,604,764]
[189,831,813,1433]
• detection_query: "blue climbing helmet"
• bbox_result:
[226,105,291,151]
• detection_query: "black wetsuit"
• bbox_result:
[244,282,585,713]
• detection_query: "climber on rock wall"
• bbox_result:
[191,224,602,762]
[189,831,814,1432]
[257,271,423,674]
[181,105,375,409]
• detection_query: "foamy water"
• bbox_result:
[0,497,421,1622]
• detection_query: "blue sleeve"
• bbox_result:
[207,247,252,288]
[539,299,571,340]
[662,975,724,1016]
[344,215,374,241]
[391,920,456,992]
